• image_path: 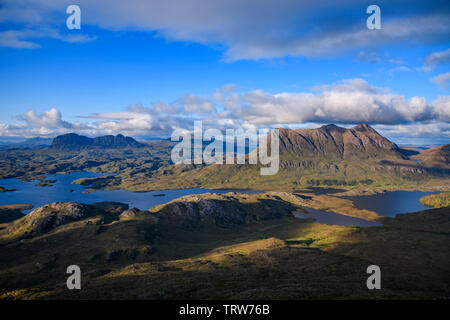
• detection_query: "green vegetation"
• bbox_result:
[420,192,450,208]
[0,192,449,299]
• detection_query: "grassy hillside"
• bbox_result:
[420,192,450,208]
[0,193,449,299]
[117,156,449,192]
[411,144,449,166]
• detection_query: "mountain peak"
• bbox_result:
[319,124,346,132]
[352,123,375,132]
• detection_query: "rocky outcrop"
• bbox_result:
[22,202,90,235]
[120,208,142,218]
[154,193,296,228]
[50,133,93,149]
[5,201,132,238]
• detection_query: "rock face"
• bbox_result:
[89,201,129,213]
[275,124,404,160]
[50,133,92,149]
[23,202,89,235]
[155,193,295,228]
[120,208,141,218]
[50,133,144,150]
[160,197,240,226]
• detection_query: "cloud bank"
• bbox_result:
[1,79,448,144]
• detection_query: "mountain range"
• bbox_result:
[0,124,447,191]
[16,124,448,165]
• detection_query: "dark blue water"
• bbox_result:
[0,172,256,212]
[294,207,381,227]
[0,173,436,224]
[341,191,435,217]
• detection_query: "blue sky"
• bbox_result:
[0,0,449,145]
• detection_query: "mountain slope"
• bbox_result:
[411,144,450,165]
[0,197,449,299]
[0,137,52,150]
[276,124,405,160]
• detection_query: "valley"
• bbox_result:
[0,124,449,300]
[0,192,448,299]
[0,125,448,194]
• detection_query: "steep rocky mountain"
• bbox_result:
[275,124,405,160]
[411,144,450,165]
[143,124,448,191]
[50,133,145,150]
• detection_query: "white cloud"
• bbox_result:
[429,96,450,123]
[373,122,450,145]
[17,108,72,128]
[1,80,448,145]
[228,79,445,125]
[177,94,216,114]
[0,30,42,48]
[0,27,96,49]
[423,48,450,72]
[430,72,450,89]
[388,66,411,77]
[0,18,96,49]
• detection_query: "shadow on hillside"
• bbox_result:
[49,209,450,300]
[0,201,449,299]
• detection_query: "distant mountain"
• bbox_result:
[0,137,52,150]
[273,124,405,160]
[50,133,145,150]
[149,123,449,191]
[411,144,450,165]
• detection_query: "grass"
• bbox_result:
[420,192,450,208]
[0,192,449,300]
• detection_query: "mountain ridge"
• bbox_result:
[0,137,52,150]
[50,133,145,149]
[411,144,450,165]
[272,123,405,160]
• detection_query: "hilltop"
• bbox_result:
[411,144,450,166]
[50,133,145,150]
[0,193,449,299]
